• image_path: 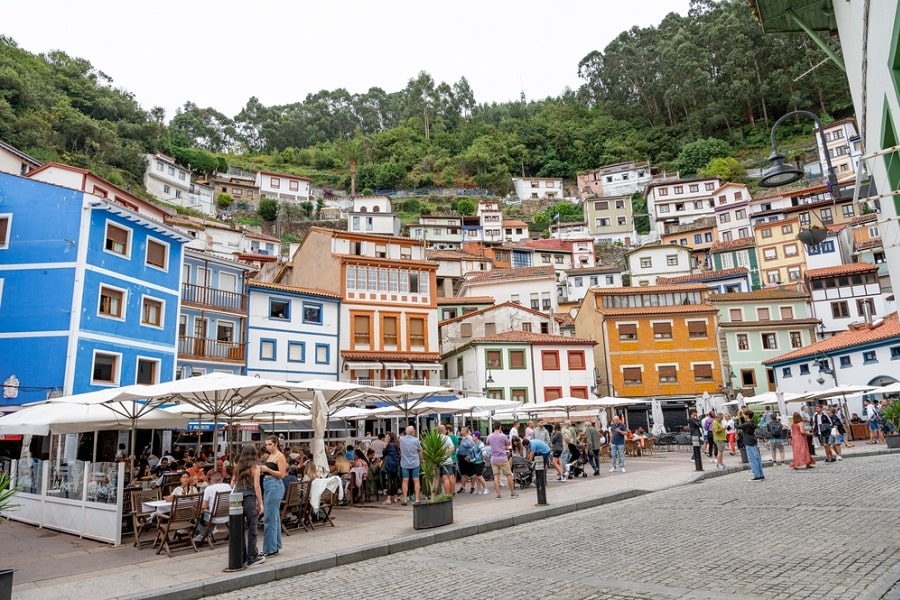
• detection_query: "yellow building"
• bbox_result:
[753,217,805,286]
[574,284,723,400]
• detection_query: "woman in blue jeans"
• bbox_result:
[260,435,287,556]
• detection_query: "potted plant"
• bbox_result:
[412,427,453,530]
[879,401,900,449]
[0,471,19,596]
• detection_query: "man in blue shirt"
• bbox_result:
[522,438,550,467]
[609,415,627,473]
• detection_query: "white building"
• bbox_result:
[348,196,400,236]
[458,266,558,315]
[577,161,654,200]
[626,244,693,287]
[254,170,312,205]
[144,153,215,216]
[646,177,722,236]
[512,177,564,200]
[711,182,753,242]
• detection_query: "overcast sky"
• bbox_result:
[5,0,692,121]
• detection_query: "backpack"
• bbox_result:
[767,422,783,439]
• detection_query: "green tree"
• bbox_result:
[216,193,232,209]
[674,137,732,176]
[699,156,746,182]
[455,198,476,215]
[258,198,278,221]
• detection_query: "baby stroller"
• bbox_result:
[511,455,533,489]
[565,443,587,478]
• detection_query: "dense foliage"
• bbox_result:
[0,0,851,199]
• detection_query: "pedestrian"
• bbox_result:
[486,422,517,499]
[813,405,835,463]
[789,412,815,469]
[864,400,885,444]
[712,413,727,470]
[524,421,535,440]
[522,438,550,472]
[455,426,477,494]
[800,405,816,455]
[231,444,265,567]
[584,421,602,476]
[437,424,456,496]
[701,411,715,457]
[533,419,551,444]
[609,415,627,473]
[380,432,401,505]
[736,410,765,481]
[827,407,844,461]
[259,435,287,557]
[399,425,422,505]
[469,431,488,495]
[688,409,704,466]
[549,423,565,480]
[561,420,575,467]
[766,414,785,466]
[723,412,737,455]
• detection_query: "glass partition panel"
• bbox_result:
[86,461,119,504]
[17,458,43,494]
[49,459,85,500]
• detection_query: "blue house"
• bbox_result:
[0,172,189,406]
[178,248,253,377]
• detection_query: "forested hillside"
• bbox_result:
[0,0,850,199]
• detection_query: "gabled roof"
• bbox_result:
[710,289,810,302]
[502,219,529,228]
[590,283,709,295]
[763,312,900,364]
[248,280,341,299]
[851,213,878,225]
[464,265,556,284]
[710,237,756,251]
[806,263,878,279]
[427,249,488,261]
[600,305,718,316]
[554,312,575,326]
[657,267,749,285]
[256,169,311,182]
[519,239,574,252]
[436,296,495,306]
[473,330,595,345]
[244,231,281,242]
[439,300,548,326]
[0,139,42,167]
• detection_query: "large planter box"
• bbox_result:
[886,435,900,449]
[849,423,870,441]
[0,569,14,600]
[412,497,453,530]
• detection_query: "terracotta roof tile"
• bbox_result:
[554,313,575,326]
[763,312,900,364]
[805,263,878,278]
[503,219,529,227]
[710,238,756,251]
[341,351,442,361]
[436,296,495,306]
[474,330,595,345]
[248,280,342,299]
[851,213,878,225]
[599,305,718,316]
[427,249,487,261]
[518,239,574,251]
[464,265,556,284]
[590,283,709,295]
[244,231,281,242]
[710,288,809,302]
[438,301,547,325]
[855,240,882,251]
[657,267,749,285]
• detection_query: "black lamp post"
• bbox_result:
[482,369,494,396]
[759,110,840,247]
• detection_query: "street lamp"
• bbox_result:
[759,110,840,247]
[482,369,494,396]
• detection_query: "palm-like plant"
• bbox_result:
[0,472,18,521]
[419,428,451,501]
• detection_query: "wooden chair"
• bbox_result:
[279,481,302,536]
[317,477,341,528]
[643,438,655,455]
[197,490,231,549]
[121,485,141,535]
[130,488,161,549]
[154,493,202,557]
[298,480,314,532]
[159,473,181,498]
[599,445,611,462]
[364,464,381,503]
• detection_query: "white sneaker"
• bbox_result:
[482,489,489,495]
[620,468,626,473]
[609,467,617,472]
[835,455,842,461]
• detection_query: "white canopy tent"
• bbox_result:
[0,401,189,436]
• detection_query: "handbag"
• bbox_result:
[830,426,840,437]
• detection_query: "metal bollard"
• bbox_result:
[692,435,704,471]
[534,454,547,505]
[225,491,245,572]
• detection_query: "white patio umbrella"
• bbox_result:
[525,396,623,418]
[0,401,188,436]
[383,384,455,423]
[650,399,666,436]
[311,390,329,476]
[874,381,900,395]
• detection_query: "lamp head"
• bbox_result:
[759,151,805,188]
[797,227,828,247]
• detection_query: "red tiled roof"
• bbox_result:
[599,305,718,316]
[464,266,556,284]
[554,313,575,326]
[805,263,878,278]
[341,351,442,361]
[710,288,809,302]
[503,219,529,228]
[855,240,882,251]
[436,296,495,306]
[248,280,341,299]
[236,252,278,263]
[590,283,709,295]
[244,231,281,242]
[518,239,573,251]
[851,213,878,225]
[763,312,900,364]
[710,237,756,251]
[427,249,487,261]
[439,301,547,325]
[474,330,595,345]
[334,254,437,269]
[657,267,749,285]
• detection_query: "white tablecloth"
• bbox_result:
[308,476,343,512]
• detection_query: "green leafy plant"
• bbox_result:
[880,401,900,433]
[0,472,19,521]
[418,427,451,502]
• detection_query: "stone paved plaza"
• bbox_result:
[212,454,899,600]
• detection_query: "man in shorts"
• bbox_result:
[486,422,517,499]
[399,425,422,505]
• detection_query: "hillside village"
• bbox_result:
[1,107,897,437]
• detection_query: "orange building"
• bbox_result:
[574,284,723,400]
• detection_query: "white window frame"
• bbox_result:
[140,295,165,328]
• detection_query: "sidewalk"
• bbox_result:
[8,442,893,600]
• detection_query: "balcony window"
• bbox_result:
[99,287,124,319]
[105,223,130,256]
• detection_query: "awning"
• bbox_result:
[382,362,411,370]
[414,363,443,371]
[344,361,383,370]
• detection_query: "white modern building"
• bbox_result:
[144,153,215,216]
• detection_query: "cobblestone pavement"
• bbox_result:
[212,454,900,600]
